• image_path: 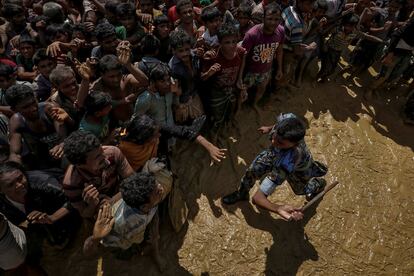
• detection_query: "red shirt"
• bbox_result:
[202,46,246,89]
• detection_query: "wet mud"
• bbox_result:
[41,76,414,275]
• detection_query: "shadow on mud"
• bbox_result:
[226,197,323,275]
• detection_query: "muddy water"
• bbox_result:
[42,81,414,275]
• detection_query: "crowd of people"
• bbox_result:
[0,0,413,273]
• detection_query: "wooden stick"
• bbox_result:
[300,181,339,212]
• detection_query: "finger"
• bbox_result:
[108,217,115,228]
[96,206,103,221]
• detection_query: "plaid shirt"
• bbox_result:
[282,6,304,49]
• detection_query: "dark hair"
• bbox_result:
[275,117,306,143]
[124,114,158,144]
[33,48,53,66]
[45,23,72,43]
[0,161,26,189]
[314,0,328,10]
[264,2,282,17]
[73,23,91,40]
[4,84,35,109]
[18,35,36,47]
[120,172,156,208]
[64,130,100,165]
[153,14,169,26]
[98,54,122,74]
[0,63,16,78]
[201,6,222,23]
[342,13,360,25]
[176,0,193,14]
[140,34,161,55]
[169,29,192,49]
[94,22,116,41]
[105,0,119,13]
[1,4,24,20]
[84,90,112,115]
[116,2,137,18]
[217,23,239,41]
[150,63,170,82]
[237,2,253,17]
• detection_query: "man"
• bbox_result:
[62,130,134,218]
[222,113,327,221]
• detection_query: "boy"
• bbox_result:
[83,172,168,271]
[242,3,284,109]
[62,130,134,218]
[32,49,56,102]
[78,90,113,143]
[153,15,173,62]
[317,13,384,83]
[136,35,163,77]
[198,6,222,49]
[281,0,318,86]
[16,35,37,82]
[119,114,161,171]
[222,113,328,221]
[169,29,204,124]
[116,3,146,49]
[91,23,119,60]
[134,63,226,162]
[175,0,199,40]
[236,2,255,40]
[6,84,66,170]
[201,23,246,129]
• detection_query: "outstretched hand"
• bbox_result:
[92,203,115,240]
[208,145,227,163]
[75,58,94,81]
[117,41,132,66]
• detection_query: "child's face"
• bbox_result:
[19,43,35,59]
[0,76,15,90]
[57,75,78,101]
[237,13,250,27]
[206,17,222,35]
[154,75,172,94]
[119,16,136,32]
[101,35,119,53]
[220,35,238,54]
[263,11,281,33]
[156,23,171,38]
[173,43,192,63]
[37,59,56,78]
[102,69,122,88]
[140,0,154,13]
[178,4,194,24]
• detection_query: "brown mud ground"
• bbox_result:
[42,71,414,275]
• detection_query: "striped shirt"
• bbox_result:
[282,6,304,49]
